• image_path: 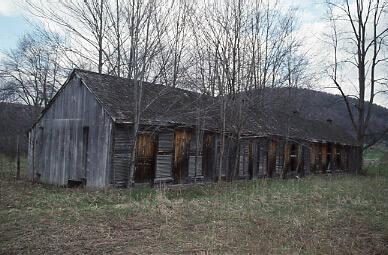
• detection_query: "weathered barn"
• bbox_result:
[28,69,360,188]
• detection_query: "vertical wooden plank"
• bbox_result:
[296,143,303,175]
[310,143,317,173]
[321,143,328,173]
[249,141,257,179]
[134,132,156,184]
[173,129,192,184]
[332,144,337,170]
[267,139,277,177]
[282,142,291,178]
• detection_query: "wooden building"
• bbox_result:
[28,69,360,188]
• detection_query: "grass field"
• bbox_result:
[1,154,388,254]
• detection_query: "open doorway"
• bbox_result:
[135,133,157,184]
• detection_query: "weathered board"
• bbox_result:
[202,132,216,181]
[188,130,203,179]
[111,124,132,186]
[267,139,277,177]
[258,139,268,177]
[28,76,113,187]
[155,130,174,182]
[239,142,249,179]
[173,129,192,183]
[135,132,156,183]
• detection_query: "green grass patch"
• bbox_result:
[1,173,388,254]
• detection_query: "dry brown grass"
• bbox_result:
[1,170,388,254]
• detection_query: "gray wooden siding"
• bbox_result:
[188,130,203,178]
[28,76,113,187]
[155,131,173,181]
[215,136,230,178]
[111,124,133,186]
[239,142,249,178]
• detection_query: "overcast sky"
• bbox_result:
[0,0,386,107]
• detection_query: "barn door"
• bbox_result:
[173,129,191,183]
[135,133,156,184]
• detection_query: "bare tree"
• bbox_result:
[189,0,307,180]
[325,0,388,172]
[0,31,65,116]
[26,0,111,74]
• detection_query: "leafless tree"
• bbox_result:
[0,31,65,116]
[26,0,111,74]
[325,0,388,172]
[189,0,307,180]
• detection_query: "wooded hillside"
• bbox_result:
[1,87,387,157]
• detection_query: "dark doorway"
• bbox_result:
[135,133,156,184]
[248,143,254,179]
[290,143,298,172]
[173,129,191,183]
[327,143,332,170]
[335,147,342,170]
[202,132,215,181]
[267,140,277,177]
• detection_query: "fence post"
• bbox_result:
[16,135,20,180]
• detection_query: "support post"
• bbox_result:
[16,135,20,180]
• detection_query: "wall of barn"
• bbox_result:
[28,76,113,187]
[111,126,206,186]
